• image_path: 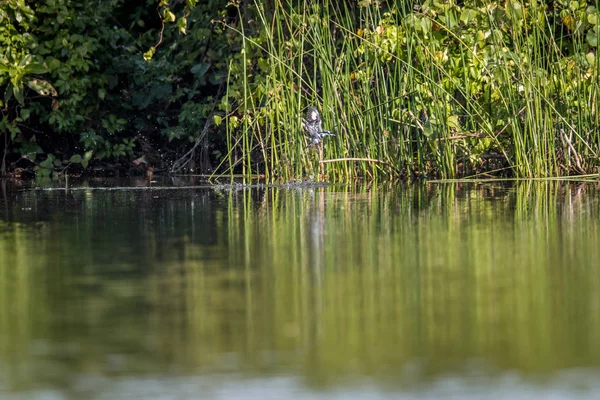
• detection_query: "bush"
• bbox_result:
[0,0,236,176]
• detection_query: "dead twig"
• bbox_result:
[1,131,7,177]
[437,133,487,141]
[154,8,165,50]
[170,116,213,174]
[561,128,586,174]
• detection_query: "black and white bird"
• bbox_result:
[302,107,335,148]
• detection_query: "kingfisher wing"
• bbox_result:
[307,136,321,148]
[315,119,323,134]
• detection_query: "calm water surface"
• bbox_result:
[1,178,599,399]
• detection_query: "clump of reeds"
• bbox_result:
[219,0,600,181]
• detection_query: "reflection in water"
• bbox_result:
[0,180,600,399]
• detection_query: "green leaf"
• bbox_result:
[213,114,222,126]
[4,84,13,103]
[586,52,596,65]
[163,9,176,22]
[13,84,24,105]
[18,54,33,67]
[47,58,61,71]
[24,62,48,75]
[587,29,598,47]
[69,154,83,163]
[447,115,461,129]
[35,166,51,178]
[460,8,478,24]
[177,16,187,34]
[20,108,31,121]
[191,62,210,77]
[143,47,155,61]
[84,150,94,161]
[40,154,55,169]
[258,58,269,72]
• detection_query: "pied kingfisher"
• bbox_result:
[302,107,335,148]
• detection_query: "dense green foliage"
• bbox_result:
[0,0,232,177]
[1,0,600,180]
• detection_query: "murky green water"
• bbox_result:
[1,178,600,399]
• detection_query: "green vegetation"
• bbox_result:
[1,1,600,180]
[0,0,230,177]
[229,0,600,180]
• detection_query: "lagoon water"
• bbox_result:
[1,178,600,399]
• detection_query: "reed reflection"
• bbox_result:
[0,181,599,394]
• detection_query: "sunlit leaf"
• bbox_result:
[447,115,461,129]
[18,54,33,67]
[586,52,596,65]
[143,48,155,61]
[213,115,222,126]
[460,8,478,24]
[163,9,176,22]
[177,17,187,34]
[563,15,576,31]
[26,78,57,96]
